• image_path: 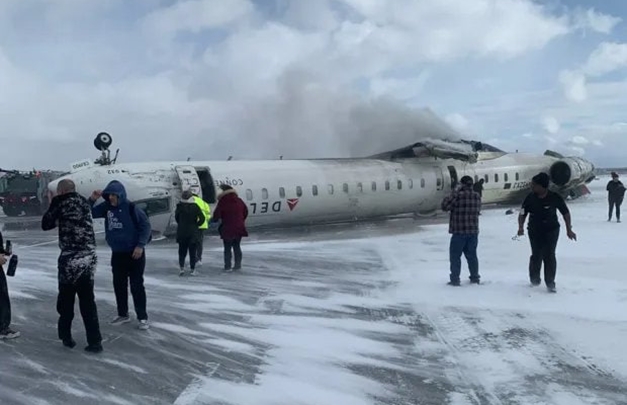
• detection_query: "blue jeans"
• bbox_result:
[449,233,479,283]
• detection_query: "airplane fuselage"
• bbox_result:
[49,150,589,238]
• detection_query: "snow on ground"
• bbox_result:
[1,176,626,405]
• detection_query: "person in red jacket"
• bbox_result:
[211,184,248,271]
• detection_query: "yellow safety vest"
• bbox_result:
[193,196,211,229]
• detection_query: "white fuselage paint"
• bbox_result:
[48,151,578,237]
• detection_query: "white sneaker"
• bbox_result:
[190,268,197,276]
[110,316,131,325]
[179,267,185,276]
[196,260,203,267]
[138,320,149,330]
[0,328,20,339]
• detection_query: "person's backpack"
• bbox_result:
[103,202,152,244]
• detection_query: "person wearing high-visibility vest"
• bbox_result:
[192,192,211,266]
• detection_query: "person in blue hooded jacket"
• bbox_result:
[88,180,152,330]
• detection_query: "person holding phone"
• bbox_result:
[0,230,19,339]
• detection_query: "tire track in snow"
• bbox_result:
[421,307,627,404]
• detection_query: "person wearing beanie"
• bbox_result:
[518,172,577,293]
[606,172,625,222]
[441,175,482,286]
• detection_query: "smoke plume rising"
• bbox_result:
[209,69,464,159]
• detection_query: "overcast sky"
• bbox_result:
[1,0,626,171]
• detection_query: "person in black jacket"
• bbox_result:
[0,230,19,339]
[517,172,577,293]
[42,179,103,353]
[606,172,625,222]
[175,190,205,276]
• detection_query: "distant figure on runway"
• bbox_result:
[42,179,102,353]
[175,190,206,276]
[606,172,625,222]
[211,184,248,272]
[473,178,484,198]
[0,230,19,340]
[517,172,576,293]
[89,180,152,330]
[441,175,482,286]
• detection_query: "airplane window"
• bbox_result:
[484,174,489,183]
[408,179,413,189]
[279,187,285,198]
[328,184,334,194]
[312,185,318,196]
[371,182,376,191]
[397,180,402,190]
[357,182,363,192]
[262,188,268,200]
[133,197,170,217]
[296,186,302,197]
[246,189,253,200]
[504,173,509,182]
[436,178,442,187]
[343,183,349,193]
[494,174,499,182]
[515,173,520,181]
[474,175,479,183]
[385,181,390,190]
[421,178,425,188]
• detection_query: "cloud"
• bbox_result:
[542,116,560,134]
[0,0,625,170]
[571,7,622,34]
[558,41,627,102]
[582,42,627,77]
[140,0,255,38]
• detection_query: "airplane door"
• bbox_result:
[435,167,444,191]
[447,165,458,189]
[174,165,202,195]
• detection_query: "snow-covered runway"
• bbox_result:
[1,176,626,404]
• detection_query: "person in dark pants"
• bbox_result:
[0,231,19,340]
[192,192,210,266]
[211,184,249,272]
[518,172,577,293]
[441,175,482,286]
[606,172,625,222]
[175,190,205,276]
[89,180,152,330]
[42,179,102,352]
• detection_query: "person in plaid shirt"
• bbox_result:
[441,175,481,286]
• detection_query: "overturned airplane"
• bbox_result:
[47,133,595,238]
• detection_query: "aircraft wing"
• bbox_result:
[368,138,479,163]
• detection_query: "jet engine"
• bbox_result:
[549,157,595,188]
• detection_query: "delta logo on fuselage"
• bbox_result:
[248,198,299,215]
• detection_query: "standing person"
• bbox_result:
[88,180,152,330]
[211,184,248,272]
[0,231,19,340]
[41,179,102,352]
[473,178,484,198]
[441,175,482,286]
[518,172,577,293]
[175,190,205,276]
[606,172,625,222]
[192,192,211,266]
